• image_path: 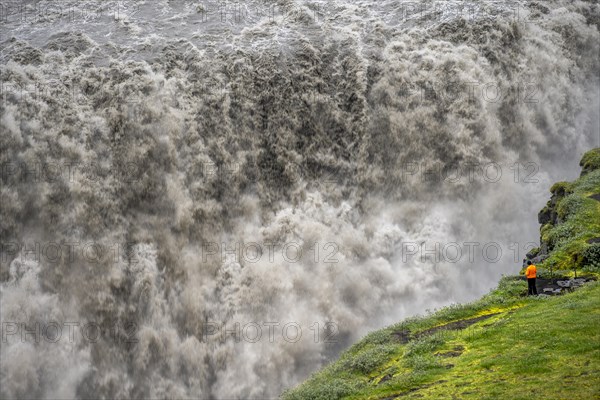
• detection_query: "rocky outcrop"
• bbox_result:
[537,182,571,226]
[531,183,572,263]
[527,149,600,267]
[580,148,600,177]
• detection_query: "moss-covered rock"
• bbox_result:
[526,247,540,259]
[538,182,573,226]
[579,148,600,176]
[538,204,553,225]
[531,148,600,270]
[550,181,573,196]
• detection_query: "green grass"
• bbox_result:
[282,280,600,400]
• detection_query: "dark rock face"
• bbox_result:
[537,183,570,227]
[534,184,573,260]
[538,207,552,225]
[531,255,547,264]
[524,247,546,265]
[526,249,539,259]
[525,241,550,264]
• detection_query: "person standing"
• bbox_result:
[526,260,538,295]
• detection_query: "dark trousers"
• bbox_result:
[527,278,538,295]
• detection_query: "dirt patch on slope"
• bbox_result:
[413,313,500,339]
[435,345,465,358]
[392,313,500,344]
[381,380,448,399]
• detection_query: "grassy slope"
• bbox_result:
[283,279,600,400]
[283,149,600,399]
[539,148,600,271]
[538,164,600,272]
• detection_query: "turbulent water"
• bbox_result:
[1,0,599,398]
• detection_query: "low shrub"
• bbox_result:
[581,243,600,269]
[344,344,398,374]
[556,194,584,221]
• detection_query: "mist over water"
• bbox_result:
[1,0,599,398]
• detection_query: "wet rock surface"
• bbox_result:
[519,276,597,296]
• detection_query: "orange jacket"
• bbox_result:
[526,264,537,279]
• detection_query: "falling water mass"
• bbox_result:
[1,1,599,399]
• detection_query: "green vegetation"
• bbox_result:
[283,149,600,400]
[549,181,572,196]
[283,279,600,400]
[538,149,600,272]
[580,147,600,175]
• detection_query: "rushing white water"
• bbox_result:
[1,0,599,398]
